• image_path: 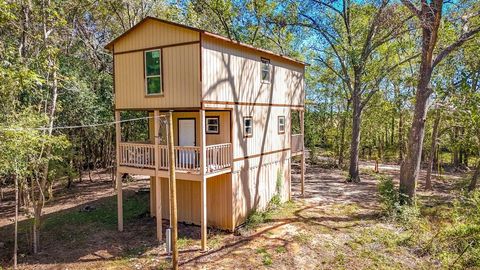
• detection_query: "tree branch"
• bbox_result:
[432,26,480,68]
[360,53,420,109]
[300,13,352,88]
[400,0,421,18]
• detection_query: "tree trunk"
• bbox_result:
[425,108,441,190]
[338,117,347,166]
[398,110,405,163]
[391,115,395,146]
[13,174,18,269]
[338,101,350,167]
[468,158,480,191]
[348,93,362,182]
[33,204,41,254]
[399,70,432,203]
[452,127,459,167]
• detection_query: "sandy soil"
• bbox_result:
[0,160,463,269]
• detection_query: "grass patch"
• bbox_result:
[293,231,311,245]
[256,247,273,266]
[274,246,287,253]
[43,193,149,231]
[207,234,224,249]
[326,203,360,216]
[244,198,299,230]
[123,245,149,259]
[177,236,196,249]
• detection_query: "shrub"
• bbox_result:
[377,176,419,226]
[437,190,480,268]
[377,176,399,213]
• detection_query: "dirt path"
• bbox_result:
[0,162,457,269]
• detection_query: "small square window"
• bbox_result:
[206,117,219,134]
[278,116,285,134]
[261,58,271,83]
[244,116,253,137]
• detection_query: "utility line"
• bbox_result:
[1,115,167,132]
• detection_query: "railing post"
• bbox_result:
[199,109,208,251]
[115,110,123,232]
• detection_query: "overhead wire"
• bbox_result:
[0,115,167,132]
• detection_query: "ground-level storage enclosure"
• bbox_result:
[149,174,234,231]
[148,150,290,231]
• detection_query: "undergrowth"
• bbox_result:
[376,175,480,269]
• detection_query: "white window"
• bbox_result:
[278,116,285,134]
[261,58,271,83]
[206,117,219,134]
[244,116,253,137]
[145,50,162,95]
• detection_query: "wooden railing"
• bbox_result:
[291,134,304,154]
[158,145,201,172]
[119,142,231,174]
[206,143,232,173]
[119,142,156,168]
[174,146,201,173]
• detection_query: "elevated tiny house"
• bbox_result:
[105,17,305,250]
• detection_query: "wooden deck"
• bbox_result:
[118,142,232,179]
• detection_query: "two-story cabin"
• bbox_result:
[105,16,305,250]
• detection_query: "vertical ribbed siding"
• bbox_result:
[231,151,290,227]
[201,36,305,106]
[114,43,200,109]
[114,20,199,53]
[156,174,233,231]
[229,106,290,160]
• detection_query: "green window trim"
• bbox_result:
[145,49,163,95]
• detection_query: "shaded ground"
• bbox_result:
[0,161,464,269]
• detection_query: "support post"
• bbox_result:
[199,109,208,251]
[154,110,162,241]
[115,110,123,232]
[167,111,178,269]
[150,178,156,217]
[300,110,305,196]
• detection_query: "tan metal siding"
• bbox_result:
[201,36,305,106]
[114,43,201,109]
[205,111,231,145]
[114,19,199,53]
[231,106,290,160]
[232,152,290,227]
[157,174,233,231]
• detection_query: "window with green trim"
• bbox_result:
[145,50,162,95]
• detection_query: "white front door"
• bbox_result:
[178,119,195,146]
[178,119,196,167]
